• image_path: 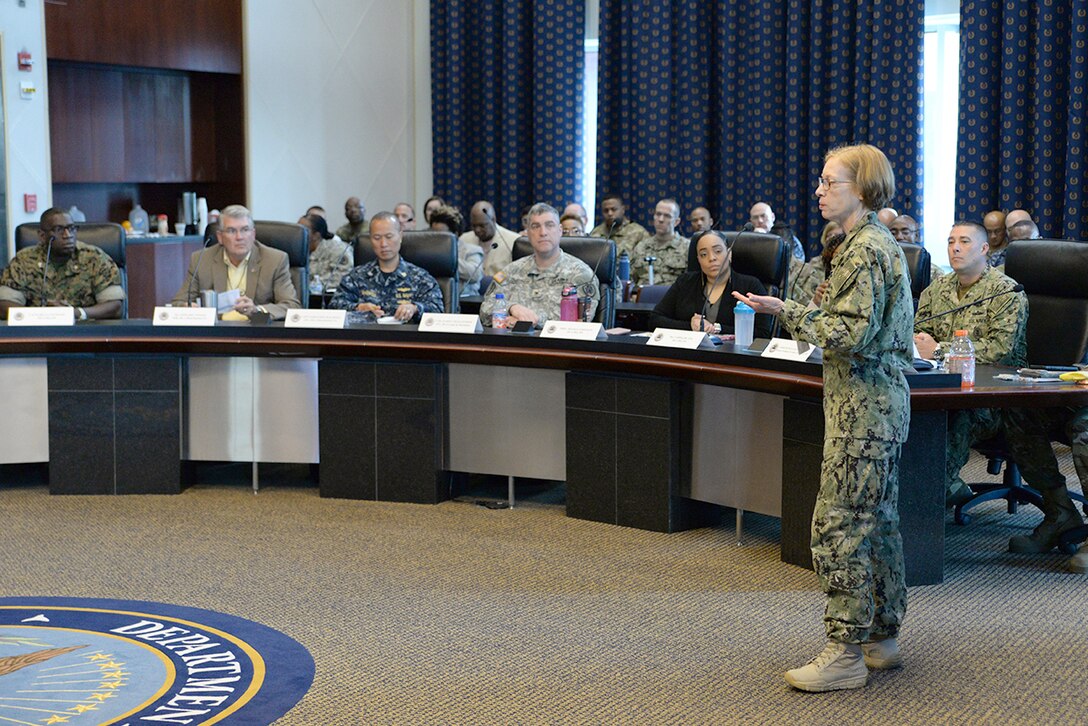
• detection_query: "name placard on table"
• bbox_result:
[418,313,483,334]
[646,328,714,349]
[761,337,817,361]
[153,306,217,327]
[538,321,606,341]
[284,309,347,329]
[7,307,76,326]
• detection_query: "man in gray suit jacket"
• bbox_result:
[171,204,300,319]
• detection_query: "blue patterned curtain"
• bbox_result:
[956,1,1088,239]
[431,1,584,228]
[595,1,923,256]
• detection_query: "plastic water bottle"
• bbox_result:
[128,204,149,236]
[560,285,578,321]
[491,292,508,328]
[734,301,755,347]
[309,275,323,296]
[945,329,976,388]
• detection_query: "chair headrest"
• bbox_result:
[511,236,616,285]
[253,221,309,267]
[15,222,126,268]
[353,230,459,276]
[1006,239,1088,298]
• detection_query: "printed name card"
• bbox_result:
[418,312,483,334]
[646,328,713,349]
[7,307,75,326]
[538,321,606,341]
[284,309,347,329]
[153,306,218,326]
[761,337,817,361]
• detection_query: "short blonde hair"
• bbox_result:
[825,144,895,211]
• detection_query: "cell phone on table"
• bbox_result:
[511,320,534,333]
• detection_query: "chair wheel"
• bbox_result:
[1060,542,1079,555]
[955,510,972,526]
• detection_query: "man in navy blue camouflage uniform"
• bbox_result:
[329,212,444,323]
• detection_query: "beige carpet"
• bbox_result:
[1,452,1085,725]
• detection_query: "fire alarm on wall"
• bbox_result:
[24,194,37,213]
[18,50,33,72]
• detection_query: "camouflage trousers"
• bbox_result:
[946,408,1001,497]
[1002,406,1088,491]
[812,439,906,644]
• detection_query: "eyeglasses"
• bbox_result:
[817,177,854,190]
[220,226,253,236]
[46,224,79,236]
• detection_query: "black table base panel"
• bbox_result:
[565,372,724,533]
[319,359,448,503]
[781,398,947,586]
[48,356,181,495]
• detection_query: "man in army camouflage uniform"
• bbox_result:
[736,144,912,692]
[786,255,825,304]
[889,214,944,283]
[0,208,124,320]
[328,212,443,323]
[629,199,689,287]
[480,203,600,328]
[914,221,1028,506]
[589,194,648,258]
[300,213,353,291]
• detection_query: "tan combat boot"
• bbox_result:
[1008,488,1084,553]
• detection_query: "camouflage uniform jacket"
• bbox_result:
[630,233,690,286]
[479,251,600,327]
[308,237,354,290]
[590,219,649,258]
[328,258,443,323]
[987,247,1007,270]
[787,256,825,304]
[914,266,1027,366]
[335,220,369,244]
[779,212,913,451]
[0,241,124,307]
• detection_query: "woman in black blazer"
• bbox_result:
[648,232,773,338]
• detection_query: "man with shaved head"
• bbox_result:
[877,207,899,227]
[336,196,368,244]
[459,200,520,277]
[983,210,1007,264]
[1000,209,1039,265]
[749,202,805,260]
[688,206,714,238]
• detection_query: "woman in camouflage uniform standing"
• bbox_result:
[734,144,914,692]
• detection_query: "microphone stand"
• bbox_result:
[40,235,54,307]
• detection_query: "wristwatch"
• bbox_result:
[77,307,88,321]
[932,342,944,361]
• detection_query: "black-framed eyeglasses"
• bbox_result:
[46,224,78,236]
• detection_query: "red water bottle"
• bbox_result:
[560,285,578,321]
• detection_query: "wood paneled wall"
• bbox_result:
[46,0,242,73]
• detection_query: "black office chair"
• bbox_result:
[252,221,311,309]
[899,242,932,307]
[15,222,128,318]
[510,236,617,328]
[353,230,460,313]
[956,239,1088,525]
[635,284,671,306]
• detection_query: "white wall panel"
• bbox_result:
[244,0,430,228]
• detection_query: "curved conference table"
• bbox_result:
[3,319,1085,585]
